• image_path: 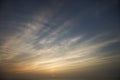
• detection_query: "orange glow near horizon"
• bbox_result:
[2,55,119,75]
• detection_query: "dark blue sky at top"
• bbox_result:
[0,0,119,37]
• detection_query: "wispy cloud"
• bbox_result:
[0,16,120,73]
[0,0,120,74]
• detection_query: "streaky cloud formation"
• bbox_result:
[0,0,120,80]
[0,11,120,73]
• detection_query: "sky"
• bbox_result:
[0,0,120,80]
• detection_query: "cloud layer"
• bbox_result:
[0,0,120,76]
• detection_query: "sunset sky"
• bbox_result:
[0,0,120,80]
